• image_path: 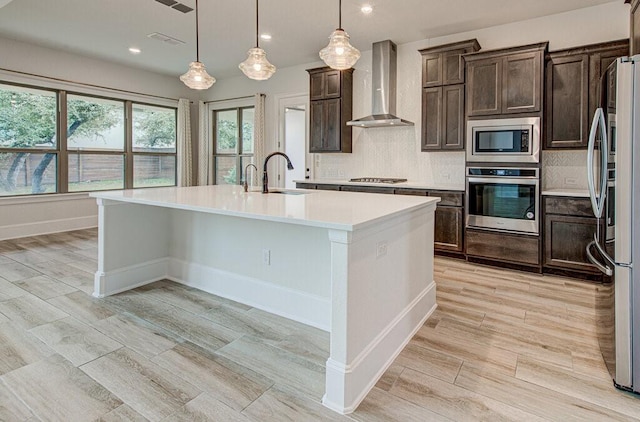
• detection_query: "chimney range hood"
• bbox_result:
[347,40,414,128]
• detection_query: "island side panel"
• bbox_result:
[94,199,171,297]
[166,208,332,330]
[323,204,437,414]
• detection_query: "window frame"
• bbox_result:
[0,80,178,197]
[212,106,255,185]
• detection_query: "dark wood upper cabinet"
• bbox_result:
[466,57,501,116]
[307,67,353,153]
[419,39,480,151]
[420,39,480,88]
[309,68,341,100]
[545,54,589,148]
[465,43,547,118]
[545,39,628,149]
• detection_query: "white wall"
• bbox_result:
[0,36,200,240]
[204,2,629,191]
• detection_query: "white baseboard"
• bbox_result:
[322,280,437,414]
[168,258,331,331]
[0,215,97,241]
[93,258,169,298]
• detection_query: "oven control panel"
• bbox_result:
[467,168,538,178]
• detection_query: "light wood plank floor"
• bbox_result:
[0,229,639,421]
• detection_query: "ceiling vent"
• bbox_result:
[155,0,193,13]
[147,32,185,46]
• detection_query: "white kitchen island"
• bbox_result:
[90,185,439,414]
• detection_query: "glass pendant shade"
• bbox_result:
[180,61,215,90]
[319,29,360,70]
[239,47,276,80]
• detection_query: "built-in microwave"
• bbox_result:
[466,117,540,163]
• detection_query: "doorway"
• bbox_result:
[277,94,309,189]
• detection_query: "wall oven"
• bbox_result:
[466,167,540,234]
[466,117,540,163]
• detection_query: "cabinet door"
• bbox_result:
[544,214,600,273]
[589,46,628,116]
[545,54,589,148]
[434,206,463,252]
[502,51,542,114]
[466,57,502,116]
[324,98,341,152]
[421,87,442,150]
[309,101,325,152]
[324,70,341,98]
[442,85,465,149]
[442,49,467,85]
[422,53,442,87]
[310,73,325,101]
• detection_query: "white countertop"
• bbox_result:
[294,179,465,192]
[91,185,439,231]
[541,188,590,197]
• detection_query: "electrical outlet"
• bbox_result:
[376,241,388,258]
[564,177,577,186]
[262,249,271,265]
[441,172,451,180]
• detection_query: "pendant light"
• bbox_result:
[319,0,361,70]
[239,0,276,80]
[180,0,215,90]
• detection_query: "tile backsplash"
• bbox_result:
[541,150,588,190]
[315,131,466,189]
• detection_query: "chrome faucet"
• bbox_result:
[243,163,258,192]
[262,152,294,193]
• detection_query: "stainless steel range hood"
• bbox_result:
[347,40,414,128]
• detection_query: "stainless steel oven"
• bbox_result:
[466,117,540,163]
[466,167,540,234]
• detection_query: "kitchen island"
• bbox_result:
[90,185,439,414]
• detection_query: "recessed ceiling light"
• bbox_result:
[260,34,272,41]
[128,47,142,55]
[361,4,373,14]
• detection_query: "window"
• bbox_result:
[0,84,58,196]
[213,107,254,185]
[0,82,177,197]
[132,104,177,188]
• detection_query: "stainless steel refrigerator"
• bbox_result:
[587,56,640,393]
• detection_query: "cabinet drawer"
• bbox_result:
[427,191,463,207]
[295,183,316,189]
[394,188,429,196]
[544,196,593,217]
[340,185,395,194]
[314,184,340,191]
[466,229,539,265]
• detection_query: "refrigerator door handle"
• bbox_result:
[587,107,608,219]
[586,239,614,276]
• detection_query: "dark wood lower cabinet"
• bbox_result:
[466,228,540,268]
[434,206,463,253]
[542,196,603,279]
[544,214,600,273]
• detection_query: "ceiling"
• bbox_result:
[0,0,619,80]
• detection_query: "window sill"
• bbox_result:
[0,192,93,206]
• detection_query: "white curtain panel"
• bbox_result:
[254,93,266,177]
[197,100,210,185]
[177,98,193,187]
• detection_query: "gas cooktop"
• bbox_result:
[349,177,408,184]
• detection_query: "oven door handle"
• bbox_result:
[467,177,538,185]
